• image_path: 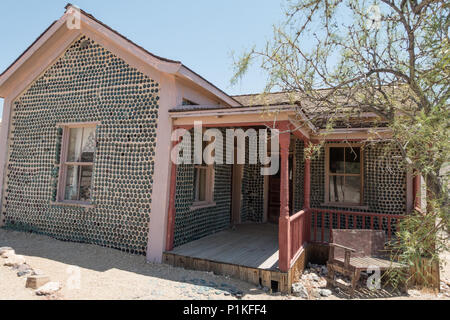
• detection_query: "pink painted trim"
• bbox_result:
[165,132,183,252]
[278,131,291,272]
[413,174,421,211]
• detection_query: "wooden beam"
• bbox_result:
[165,132,182,252]
[413,173,421,211]
[278,130,291,272]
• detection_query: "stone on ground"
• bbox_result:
[3,254,26,267]
[26,275,50,289]
[0,248,15,258]
[319,289,332,297]
[35,282,61,296]
[15,263,33,277]
[292,282,309,299]
[0,247,13,255]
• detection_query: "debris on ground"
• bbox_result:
[26,275,51,289]
[35,282,61,296]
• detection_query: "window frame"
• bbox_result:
[324,143,364,206]
[56,122,98,205]
[192,164,215,208]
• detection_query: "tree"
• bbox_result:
[233,0,449,287]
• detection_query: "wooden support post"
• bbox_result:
[304,156,311,242]
[165,131,182,252]
[279,131,291,272]
[413,173,421,211]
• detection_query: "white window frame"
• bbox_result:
[192,164,215,208]
[56,122,98,205]
[324,143,364,206]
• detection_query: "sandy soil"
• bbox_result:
[0,229,448,300]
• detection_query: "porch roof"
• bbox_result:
[169,103,392,142]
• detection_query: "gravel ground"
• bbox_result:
[0,228,448,300]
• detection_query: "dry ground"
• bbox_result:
[0,228,448,300]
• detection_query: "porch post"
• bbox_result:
[413,173,421,211]
[304,157,311,209]
[304,154,311,242]
[165,135,180,252]
[279,131,291,272]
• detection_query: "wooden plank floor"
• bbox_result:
[169,223,279,270]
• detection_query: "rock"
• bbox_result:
[35,282,61,296]
[4,254,26,267]
[311,289,321,298]
[0,247,13,255]
[26,275,50,289]
[311,273,320,282]
[1,249,15,259]
[320,266,328,276]
[319,289,332,297]
[16,263,33,277]
[292,283,309,299]
[32,269,45,276]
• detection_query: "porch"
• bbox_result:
[163,223,306,293]
[163,113,416,293]
[167,224,279,270]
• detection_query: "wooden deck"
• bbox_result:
[163,223,308,293]
[169,223,279,270]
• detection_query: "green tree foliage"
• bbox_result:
[233,0,449,288]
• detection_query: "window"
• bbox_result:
[325,144,363,205]
[194,164,214,204]
[58,124,97,204]
[192,139,215,207]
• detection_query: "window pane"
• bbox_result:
[81,127,96,162]
[329,148,344,173]
[329,175,345,202]
[64,166,80,200]
[344,176,361,203]
[198,168,207,201]
[67,127,96,162]
[345,147,361,174]
[194,167,208,202]
[79,166,92,201]
[67,128,83,162]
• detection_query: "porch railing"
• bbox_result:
[309,208,405,244]
[289,209,310,266]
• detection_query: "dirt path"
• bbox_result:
[0,229,288,300]
[0,229,448,300]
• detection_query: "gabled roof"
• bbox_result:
[0,4,241,107]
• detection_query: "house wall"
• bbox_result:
[173,128,232,248]
[2,35,160,254]
[293,139,305,212]
[240,135,265,223]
